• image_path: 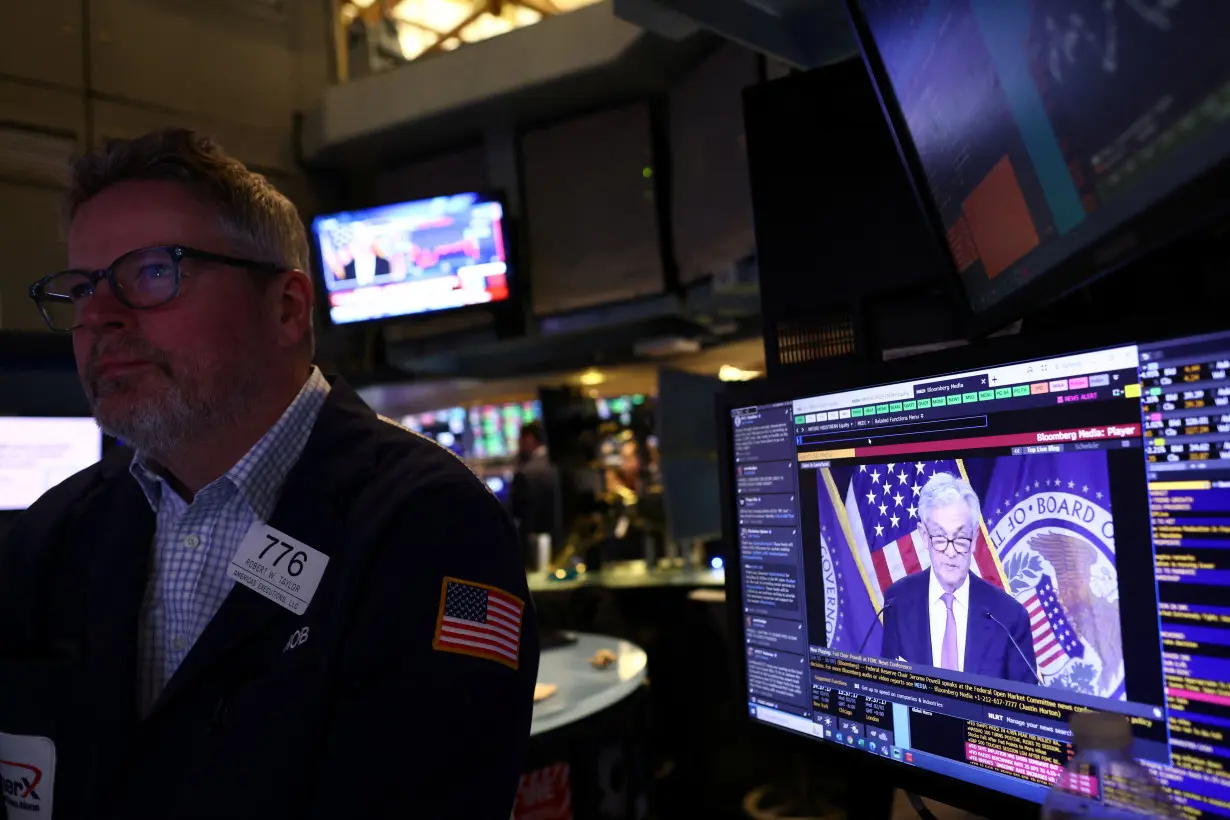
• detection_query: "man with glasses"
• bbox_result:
[880,472,1037,685]
[1,129,538,819]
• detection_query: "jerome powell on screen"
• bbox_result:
[881,473,1039,685]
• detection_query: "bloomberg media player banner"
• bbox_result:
[815,451,1124,700]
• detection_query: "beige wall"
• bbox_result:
[0,0,332,330]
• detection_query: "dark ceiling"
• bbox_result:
[613,0,857,69]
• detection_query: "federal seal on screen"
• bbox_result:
[985,477,1123,700]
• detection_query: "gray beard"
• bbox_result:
[90,363,268,460]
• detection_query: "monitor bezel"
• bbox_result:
[310,188,517,330]
[844,1,1230,338]
[717,315,1230,816]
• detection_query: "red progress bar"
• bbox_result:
[802,424,1141,460]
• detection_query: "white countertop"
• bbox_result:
[531,632,648,737]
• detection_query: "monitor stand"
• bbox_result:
[750,752,987,818]
[897,791,988,820]
[855,789,949,820]
[903,792,942,820]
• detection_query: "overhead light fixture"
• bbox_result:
[579,369,606,387]
[396,25,436,59]
[391,0,475,34]
[719,365,762,382]
[459,11,515,42]
[376,0,604,63]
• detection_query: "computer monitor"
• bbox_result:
[468,400,541,461]
[849,1,1230,327]
[311,191,511,326]
[596,394,647,428]
[400,407,469,458]
[723,327,1230,816]
[658,369,723,542]
[0,417,102,512]
[482,470,513,505]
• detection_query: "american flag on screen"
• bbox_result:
[433,577,524,670]
[1018,575,1084,676]
[845,460,1007,602]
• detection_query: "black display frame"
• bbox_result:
[843,1,1230,338]
[716,314,1230,818]
[308,187,519,331]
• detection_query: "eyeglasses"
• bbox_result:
[925,531,974,555]
[28,245,285,332]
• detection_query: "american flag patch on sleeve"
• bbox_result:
[432,577,524,669]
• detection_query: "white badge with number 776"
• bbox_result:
[228,522,330,615]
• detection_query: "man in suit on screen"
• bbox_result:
[342,246,391,284]
[340,223,392,284]
[881,472,1038,685]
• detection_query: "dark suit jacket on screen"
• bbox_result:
[0,377,538,819]
[342,253,391,281]
[880,569,1037,685]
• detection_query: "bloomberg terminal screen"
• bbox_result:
[731,329,1230,815]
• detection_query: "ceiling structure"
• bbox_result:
[358,337,765,416]
[342,0,604,62]
[613,0,856,69]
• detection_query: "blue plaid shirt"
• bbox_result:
[131,367,331,716]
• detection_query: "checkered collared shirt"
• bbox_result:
[130,367,331,716]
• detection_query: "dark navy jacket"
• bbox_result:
[881,569,1037,685]
[0,377,539,819]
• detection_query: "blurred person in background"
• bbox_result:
[511,420,561,565]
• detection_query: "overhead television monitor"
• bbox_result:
[311,191,511,326]
[724,327,1230,816]
[400,407,469,458]
[468,400,541,461]
[0,417,102,512]
[849,1,1230,327]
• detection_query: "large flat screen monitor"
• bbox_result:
[658,370,722,542]
[468,400,541,461]
[0,417,102,511]
[596,394,647,428]
[726,327,1230,815]
[850,1,1230,324]
[312,192,511,326]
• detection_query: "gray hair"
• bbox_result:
[917,472,981,530]
[66,128,314,355]
[67,129,310,271]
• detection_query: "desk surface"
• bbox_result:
[531,632,648,737]
[528,564,725,593]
